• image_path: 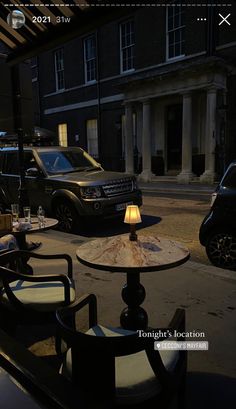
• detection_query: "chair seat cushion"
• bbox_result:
[61,325,179,405]
[0,279,75,312]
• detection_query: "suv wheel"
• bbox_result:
[54,200,79,233]
[206,230,236,270]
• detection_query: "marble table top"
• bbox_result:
[76,235,190,273]
[11,217,58,235]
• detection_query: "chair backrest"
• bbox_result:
[0,263,28,312]
[0,241,18,291]
[57,307,164,405]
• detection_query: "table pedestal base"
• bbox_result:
[120,307,148,330]
[120,273,148,330]
[15,233,33,274]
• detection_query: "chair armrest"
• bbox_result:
[148,308,186,340]
[2,269,72,306]
[0,250,73,279]
[145,309,186,386]
[57,294,98,329]
[168,308,185,338]
[0,248,13,255]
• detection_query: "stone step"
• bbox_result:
[151,175,201,183]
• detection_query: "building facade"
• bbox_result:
[32,4,236,183]
[0,42,33,139]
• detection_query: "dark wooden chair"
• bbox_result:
[0,250,75,340]
[56,294,187,409]
[0,327,83,409]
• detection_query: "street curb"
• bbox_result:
[141,187,213,195]
[187,260,236,283]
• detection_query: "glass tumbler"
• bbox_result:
[11,203,19,223]
[23,206,31,223]
[37,206,45,228]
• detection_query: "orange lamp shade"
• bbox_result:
[124,205,141,224]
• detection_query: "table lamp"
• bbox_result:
[124,205,142,241]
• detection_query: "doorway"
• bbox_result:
[166,104,182,173]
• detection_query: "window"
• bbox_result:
[120,21,134,73]
[84,35,96,83]
[54,49,65,91]
[24,152,37,172]
[58,123,68,147]
[3,152,19,175]
[167,2,185,60]
[86,119,98,158]
[38,149,94,175]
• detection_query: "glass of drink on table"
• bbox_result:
[23,206,31,223]
[37,205,45,228]
[11,203,19,223]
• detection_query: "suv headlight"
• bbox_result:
[80,186,102,199]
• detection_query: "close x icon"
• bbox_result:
[218,13,231,26]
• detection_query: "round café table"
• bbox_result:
[11,217,58,274]
[11,217,58,250]
[76,235,190,330]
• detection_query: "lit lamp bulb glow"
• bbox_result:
[124,205,142,241]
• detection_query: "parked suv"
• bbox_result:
[199,161,236,270]
[0,146,142,232]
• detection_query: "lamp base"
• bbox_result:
[129,224,137,241]
[129,232,137,241]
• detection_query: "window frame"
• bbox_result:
[166,2,185,61]
[120,20,135,74]
[83,34,97,84]
[54,48,65,92]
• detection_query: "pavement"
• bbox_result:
[27,227,236,409]
[139,180,216,196]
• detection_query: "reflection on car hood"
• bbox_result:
[48,170,134,185]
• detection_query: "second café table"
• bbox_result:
[11,217,58,274]
[76,235,190,330]
[12,217,58,250]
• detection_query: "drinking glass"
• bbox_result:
[11,203,19,223]
[23,206,31,223]
[37,206,45,228]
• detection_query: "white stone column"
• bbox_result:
[139,99,155,182]
[200,87,217,184]
[177,92,194,183]
[124,102,134,174]
[136,104,143,155]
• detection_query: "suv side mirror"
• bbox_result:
[26,167,41,177]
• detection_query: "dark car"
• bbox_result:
[0,146,142,232]
[199,161,236,270]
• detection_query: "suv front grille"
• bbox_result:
[103,178,134,197]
